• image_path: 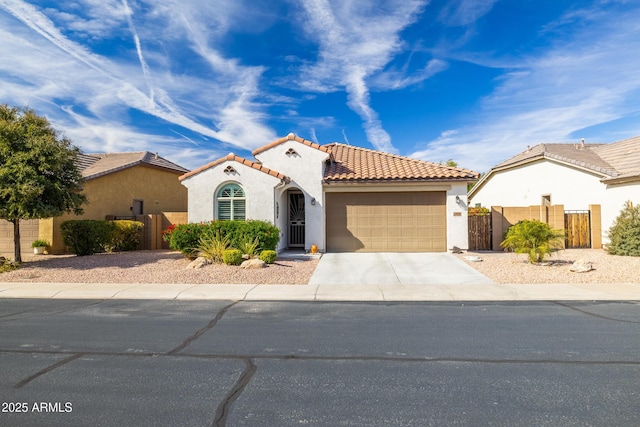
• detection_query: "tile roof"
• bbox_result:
[493,142,617,176]
[179,153,289,182]
[79,151,189,180]
[323,143,479,183]
[76,153,100,171]
[592,135,640,182]
[252,133,332,156]
[469,137,640,198]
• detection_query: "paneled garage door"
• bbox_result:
[325,192,446,252]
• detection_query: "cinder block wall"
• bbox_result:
[490,205,566,251]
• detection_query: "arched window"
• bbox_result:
[217,183,246,220]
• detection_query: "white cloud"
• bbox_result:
[439,0,498,27]
[0,0,278,162]
[371,59,449,90]
[293,0,428,153]
[60,107,224,169]
[411,3,640,172]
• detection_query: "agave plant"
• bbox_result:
[237,235,260,258]
[197,231,232,264]
[501,220,565,263]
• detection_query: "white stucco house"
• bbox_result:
[179,133,479,253]
[469,136,640,245]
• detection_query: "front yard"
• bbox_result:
[0,250,318,285]
[2,248,639,285]
[455,248,640,284]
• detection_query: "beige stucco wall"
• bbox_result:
[44,165,187,253]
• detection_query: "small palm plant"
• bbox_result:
[501,220,565,263]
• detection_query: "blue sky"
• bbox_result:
[2,0,640,172]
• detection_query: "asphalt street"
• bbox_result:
[1,299,639,426]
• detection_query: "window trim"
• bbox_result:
[216,183,246,220]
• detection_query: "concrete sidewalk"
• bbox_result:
[0,280,638,301]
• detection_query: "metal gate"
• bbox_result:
[565,210,591,248]
[288,191,305,248]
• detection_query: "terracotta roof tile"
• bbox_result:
[252,133,332,156]
[179,153,289,182]
[79,151,188,180]
[323,143,479,183]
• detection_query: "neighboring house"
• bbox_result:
[180,133,479,253]
[0,151,189,256]
[469,136,640,245]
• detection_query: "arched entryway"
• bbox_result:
[287,190,305,248]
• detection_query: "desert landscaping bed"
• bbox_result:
[0,250,318,285]
[1,248,639,285]
[455,248,640,284]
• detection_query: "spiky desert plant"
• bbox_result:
[197,230,232,264]
[237,236,259,258]
[501,220,565,263]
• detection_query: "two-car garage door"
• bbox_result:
[325,191,447,252]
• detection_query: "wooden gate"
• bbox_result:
[468,213,492,250]
[564,211,591,248]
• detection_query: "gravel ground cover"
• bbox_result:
[455,248,640,284]
[0,250,318,285]
[2,248,638,285]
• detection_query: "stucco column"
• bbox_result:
[589,204,602,249]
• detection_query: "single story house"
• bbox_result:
[0,151,189,256]
[179,133,479,253]
[469,136,640,245]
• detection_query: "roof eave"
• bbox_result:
[179,153,289,183]
[82,161,141,181]
[470,155,614,198]
[323,177,476,185]
[601,174,640,185]
[252,133,332,157]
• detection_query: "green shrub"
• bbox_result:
[166,220,280,257]
[259,250,277,264]
[222,249,243,265]
[0,257,19,273]
[607,201,640,256]
[244,220,280,251]
[31,239,50,248]
[61,220,113,256]
[501,219,565,263]
[109,220,144,252]
[198,231,232,263]
[208,220,280,251]
[165,223,209,257]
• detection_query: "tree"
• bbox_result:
[606,201,640,256]
[0,105,86,262]
[500,219,565,263]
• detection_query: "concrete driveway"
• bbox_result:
[309,252,495,286]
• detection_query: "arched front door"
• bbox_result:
[288,191,305,248]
